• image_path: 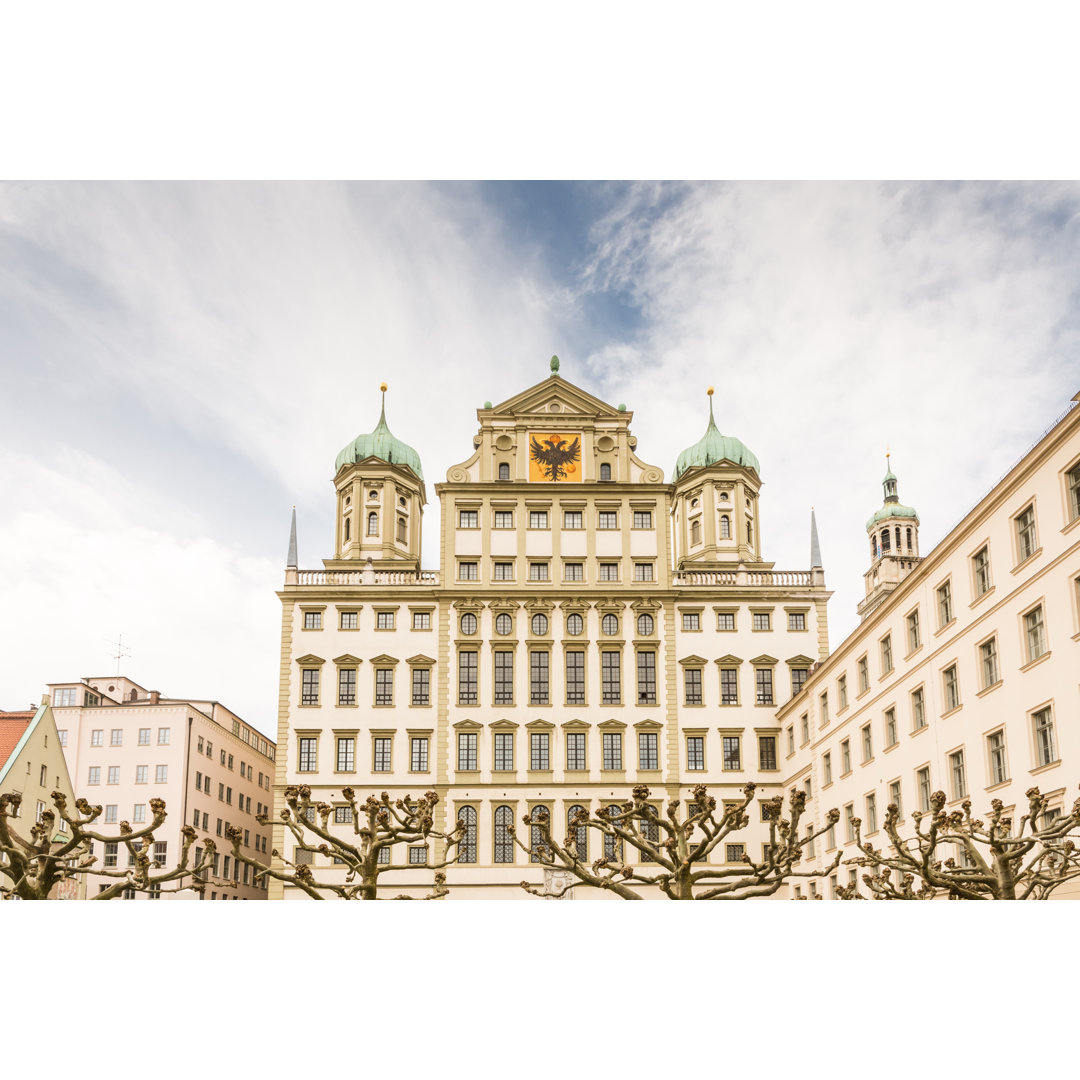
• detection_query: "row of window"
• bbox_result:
[52,687,101,707]
[344,509,408,545]
[304,609,431,631]
[77,726,171,748]
[87,764,168,785]
[101,839,167,868]
[192,812,269,853]
[194,736,271,788]
[456,559,656,583]
[457,509,654,530]
[491,460,616,482]
[191,845,262,886]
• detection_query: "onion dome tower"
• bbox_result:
[672,388,765,568]
[331,384,425,570]
[857,453,921,619]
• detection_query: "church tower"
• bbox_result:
[671,388,767,569]
[857,454,921,619]
[329,384,425,571]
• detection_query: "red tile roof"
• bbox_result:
[0,712,35,770]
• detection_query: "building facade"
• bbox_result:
[273,364,832,897]
[778,392,1080,898]
[50,675,276,898]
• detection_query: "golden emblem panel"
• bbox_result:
[528,432,582,482]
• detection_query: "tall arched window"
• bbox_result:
[720,515,730,538]
[746,521,753,544]
[639,807,659,863]
[601,613,619,636]
[531,613,548,636]
[881,528,891,551]
[906,527,913,551]
[396,517,407,543]
[498,463,510,480]
[603,805,624,862]
[637,613,654,636]
[530,805,550,863]
[691,519,701,545]
[367,512,378,536]
[457,806,477,864]
[895,526,901,550]
[567,805,587,861]
[344,517,351,541]
[870,536,878,559]
[494,806,514,863]
[600,463,612,481]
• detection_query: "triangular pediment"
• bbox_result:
[332,654,362,666]
[368,653,400,666]
[294,654,325,666]
[750,654,779,666]
[490,375,627,420]
[560,718,592,730]
[678,654,708,666]
[786,654,815,666]
[452,719,483,731]
[714,654,744,665]
[490,719,520,731]
[406,654,436,666]
[525,718,556,730]
[597,719,627,730]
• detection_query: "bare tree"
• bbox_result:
[227,785,463,899]
[512,782,840,900]
[839,786,1080,900]
[0,790,215,900]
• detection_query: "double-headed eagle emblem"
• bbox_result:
[529,434,581,482]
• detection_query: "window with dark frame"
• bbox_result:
[530,651,549,705]
[720,668,738,705]
[494,733,514,771]
[375,668,393,706]
[494,806,514,862]
[637,651,657,704]
[457,806,477,863]
[686,736,705,771]
[336,737,355,772]
[565,651,585,704]
[722,735,741,770]
[338,668,356,706]
[457,732,477,771]
[601,651,621,704]
[298,737,317,772]
[566,732,586,771]
[373,737,392,772]
[410,737,429,772]
[684,666,702,705]
[458,650,478,705]
[530,731,549,771]
[411,667,430,706]
[638,731,658,770]
[494,650,514,704]
[602,731,622,770]
[301,669,319,705]
[758,735,777,771]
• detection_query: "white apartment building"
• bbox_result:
[50,675,276,899]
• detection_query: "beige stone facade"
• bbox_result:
[273,370,831,897]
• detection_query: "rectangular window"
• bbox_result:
[717,612,735,630]
[458,561,478,581]
[110,728,123,746]
[338,668,356,706]
[494,511,514,529]
[1016,505,1037,562]
[494,651,514,705]
[375,668,394,706]
[987,730,1008,785]
[638,731,658,770]
[597,511,618,530]
[91,729,103,747]
[755,668,773,705]
[633,511,653,529]
[155,765,167,784]
[1033,707,1056,767]
[563,562,583,582]
[528,562,550,581]
[493,562,514,581]
[633,562,654,581]
[938,581,953,628]
[529,511,548,529]
[135,765,147,784]
[845,804,855,842]
[104,804,117,823]
[601,651,621,704]
[686,736,705,771]
[636,651,657,705]
[408,846,428,865]
[911,686,926,730]
[602,731,623,770]
[565,651,585,705]
[457,732,477,771]
[458,651,478,705]
[298,737,317,772]
[819,691,829,726]
[301,669,320,706]
[412,611,431,630]
[53,687,77,707]
[336,737,355,772]
[752,612,770,631]
[943,665,960,712]
[598,562,619,581]
[823,751,832,785]
[1024,606,1047,662]
[907,609,921,652]
[950,750,967,799]
[1068,461,1080,521]
[888,780,902,816]
[133,804,146,824]
[682,612,701,631]
[410,737,429,772]
[788,612,806,631]
[791,668,808,697]
[861,724,873,762]
[800,714,810,744]
[837,674,848,710]
[566,732,586,771]
[494,733,514,772]
[373,737,392,772]
[787,726,795,755]
[529,731,549,771]
[979,638,999,688]
[135,727,149,746]
[530,651,549,705]
[865,793,877,834]
[303,611,322,630]
[683,667,702,705]
[722,735,741,771]
[917,766,931,812]
[376,611,395,630]
[885,707,897,747]
[720,668,738,705]
[458,509,478,529]
[104,841,118,868]
[563,511,582,529]
[340,610,358,630]
[411,667,430,706]
[759,735,777,771]
[973,546,991,596]
[107,766,120,785]
[858,656,869,693]
[880,634,893,674]
[841,739,851,774]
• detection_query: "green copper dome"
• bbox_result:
[674,397,760,480]
[866,457,916,529]
[335,394,423,480]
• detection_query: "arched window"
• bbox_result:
[600,463,612,481]
[871,536,878,559]
[567,804,588,861]
[906,527,913,551]
[881,528,891,551]
[396,517,407,543]
[895,526,901,550]
[637,613,654,636]
[601,613,618,636]
[498,463,510,480]
[367,512,378,536]
[639,807,660,863]
[129,689,138,701]
[603,805,624,862]
[691,519,702,545]
[494,806,514,863]
[720,514,730,538]
[457,806,477,864]
[531,613,548,636]
[460,612,477,635]
[566,613,583,636]
[746,521,753,544]
[530,805,550,863]
[495,613,512,635]
[344,517,351,542]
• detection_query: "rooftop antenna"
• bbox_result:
[105,633,132,676]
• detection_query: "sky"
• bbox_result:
[1,180,1078,736]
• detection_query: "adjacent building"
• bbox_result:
[50,675,276,898]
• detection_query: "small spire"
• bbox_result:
[706,386,717,428]
[550,354,560,374]
[286,506,298,569]
[810,507,822,569]
[377,383,389,429]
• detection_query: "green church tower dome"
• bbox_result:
[334,385,423,480]
[674,389,760,480]
[865,454,917,529]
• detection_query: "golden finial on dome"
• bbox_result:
[707,386,714,396]
[380,382,388,392]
